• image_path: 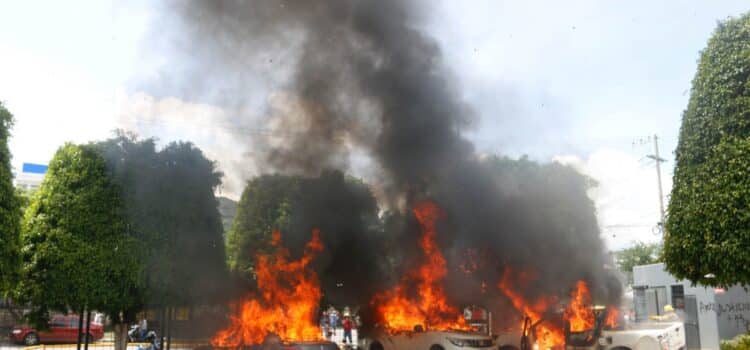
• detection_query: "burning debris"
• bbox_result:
[604,306,620,329]
[372,201,471,333]
[498,268,565,349]
[212,230,324,347]
[498,269,619,349]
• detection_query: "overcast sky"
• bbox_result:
[1,1,747,250]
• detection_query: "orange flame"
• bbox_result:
[499,271,618,349]
[564,281,595,332]
[604,306,620,329]
[372,201,471,333]
[498,268,564,350]
[212,229,325,347]
[459,248,480,275]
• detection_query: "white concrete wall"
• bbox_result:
[709,286,750,340]
[14,172,44,189]
[633,263,720,350]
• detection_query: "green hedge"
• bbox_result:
[721,333,750,350]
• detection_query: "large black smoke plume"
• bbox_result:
[144,0,621,329]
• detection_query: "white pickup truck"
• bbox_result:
[566,322,685,350]
[565,309,686,350]
[497,309,686,350]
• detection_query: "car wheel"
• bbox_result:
[24,332,39,346]
[429,345,445,350]
[370,341,384,350]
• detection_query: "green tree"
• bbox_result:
[93,133,229,341]
[226,174,299,274]
[152,141,228,305]
[18,144,142,350]
[15,186,36,213]
[615,242,662,284]
[0,102,20,298]
[664,12,750,287]
[480,156,619,302]
[227,171,383,307]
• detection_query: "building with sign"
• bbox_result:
[633,263,750,350]
[14,162,48,190]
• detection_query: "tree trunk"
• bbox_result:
[76,307,84,350]
[160,307,166,349]
[167,307,173,350]
[84,309,92,350]
[113,322,129,350]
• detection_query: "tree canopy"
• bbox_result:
[226,170,382,306]
[664,12,750,287]
[453,155,620,305]
[16,133,229,347]
[0,102,20,297]
[226,174,299,275]
[92,133,229,306]
[17,143,142,327]
[615,241,661,284]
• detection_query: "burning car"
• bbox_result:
[565,306,686,350]
[365,327,496,350]
[499,289,686,350]
[361,202,498,350]
[200,336,340,350]
[283,341,342,350]
[211,230,332,349]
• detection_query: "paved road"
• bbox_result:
[0,345,195,350]
[0,339,204,350]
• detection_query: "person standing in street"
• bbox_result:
[342,316,354,345]
[139,316,148,340]
[328,307,339,329]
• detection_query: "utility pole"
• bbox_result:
[646,134,667,230]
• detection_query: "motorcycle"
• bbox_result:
[128,325,160,350]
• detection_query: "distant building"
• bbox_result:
[14,162,48,190]
[634,263,750,350]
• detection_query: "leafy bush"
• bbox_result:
[721,333,750,350]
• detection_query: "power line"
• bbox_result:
[604,224,654,228]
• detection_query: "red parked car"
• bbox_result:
[10,314,104,345]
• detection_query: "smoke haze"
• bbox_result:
[140,0,621,329]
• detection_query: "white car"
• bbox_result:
[366,329,497,350]
[564,307,686,350]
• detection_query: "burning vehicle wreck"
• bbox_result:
[363,202,498,350]
[210,229,330,348]
[366,327,496,350]
[201,200,627,350]
[148,1,627,350]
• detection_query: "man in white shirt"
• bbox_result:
[139,317,148,339]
